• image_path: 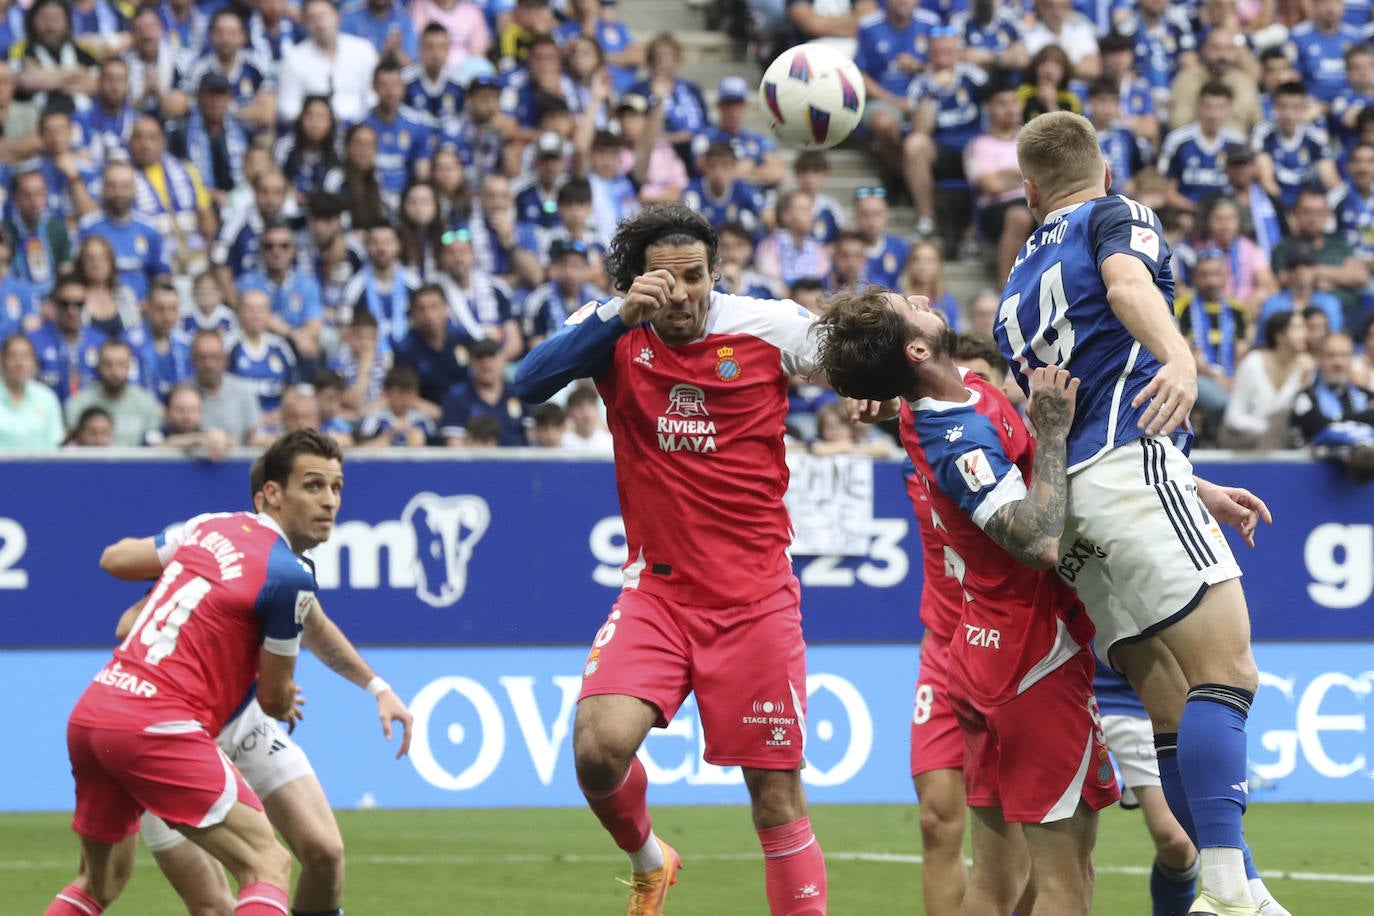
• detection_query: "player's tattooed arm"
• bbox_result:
[981,368,1080,570]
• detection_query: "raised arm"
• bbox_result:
[980,368,1079,569]
[100,537,166,580]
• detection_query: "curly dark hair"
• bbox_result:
[814,285,919,402]
[605,204,718,293]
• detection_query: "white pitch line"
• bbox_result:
[4,851,1372,885]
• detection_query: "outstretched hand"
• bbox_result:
[378,689,415,759]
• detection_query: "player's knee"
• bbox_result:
[918,800,963,851]
[297,829,345,879]
[573,741,631,792]
[1152,828,1197,871]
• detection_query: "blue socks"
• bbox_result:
[1177,684,1253,851]
[1151,855,1200,916]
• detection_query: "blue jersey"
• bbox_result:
[1093,661,1147,717]
[228,333,297,412]
[501,71,581,129]
[28,322,107,402]
[76,103,137,160]
[865,235,911,289]
[690,126,777,170]
[1159,124,1247,203]
[391,325,480,404]
[339,1,418,59]
[175,52,275,111]
[1118,9,1196,92]
[1332,181,1374,258]
[32,156,101,224]
[0,275,38,342]
[907,63,988,148]
[681,178,767,238]
[124,324,194,401]
[239,269,325,329]
[521,282,603,342]
[357,406,437,444]
[812,193,844,244]
[513,178,563,228]
[1117,77,1156,121]
[628,77,710,135]
[402,63,466,122]
[951,8,1023,59]
[77,213,169,301]
[1289,21,1364,103]
[341,266,421,347]
[554,17,638,93]
[436,114,504,180]
[439,381,529,445]
[183,303,239,338]
[1328,86,1374,149]
[995,195,1174,470]
[855,10,943,97]
[365,107,432,200]
[1099,126,1151,189]
[1253,122,1330,209]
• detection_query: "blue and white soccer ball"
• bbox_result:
[759,43,866,151]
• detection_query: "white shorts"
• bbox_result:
[1060,437,1241,663]
[140,699,315,852]
[1102,713,1160,790]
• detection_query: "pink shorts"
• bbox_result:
[952,650,1120,823]
[910,634,964,777]
[67,722,262,844]
[579,580,807,769]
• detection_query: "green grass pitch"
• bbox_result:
[6,803,1371,913]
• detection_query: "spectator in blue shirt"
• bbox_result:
[366,59,433,212]
[440,337,529,446]
[76,57,137,162]
[471,172,545,293]
[212,167,293,304]
[1254,81,1341,211]
[437,73,505,182]
[682,142,768,239]
[902,27,988,238]
[1114,0,1196,105]
[1097,29,1159,148]
[514,131,569,228]
[1288,0,1364,105]
[852,186,910,289]
[1159,80,1247,211]
[274,95,343,200]
[1333,143,1374,262]
[3,170,70,302]
[123,280,193,402]
[228,288,298,416]
[952,0,1029,77]
[535,179,607,284]
[793,151,844,244]
[32,104,101,224]
[1330,44,1374,151]
[1088,77,1152,197]
[358,364,437,446]
[715,220,780,299]
[690,76,786,187]
[630,33,709,161]
[855,0,941,185]
[171,9,277,131]
[238,221,326,372]
[29,276,107,403]
[0,238,40,343]
[555,0,643,95]
[434,226,521,356]
[77,160,170,303]
[501,34,579,135]
[392,281,479,405]
[522,238,604,349]
[341,222,422,349]
[404,23,468,122]
[341,0,419,64]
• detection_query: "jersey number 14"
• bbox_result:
[119,560,213,665]
[998,261,1076,373]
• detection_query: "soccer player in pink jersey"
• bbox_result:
[43,429,344,916]
[515,205,894,915]
[815,288,1118,914]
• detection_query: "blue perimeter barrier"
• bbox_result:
[0,453,1370,806]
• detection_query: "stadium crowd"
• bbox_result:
[0,0,1371,468]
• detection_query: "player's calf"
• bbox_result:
[1022,802,1098,916]
[914,769,969,916]
[44,836,139,914]
[746,769,826,916]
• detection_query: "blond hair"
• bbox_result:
[1017,111,1105,203]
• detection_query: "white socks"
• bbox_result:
[629,831,665,873]
[1199,847,1252,904]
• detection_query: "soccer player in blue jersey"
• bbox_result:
[1288,0,1364,105]
[1004,111,1274,916]
[1254,82,1340,210]
[1159,81,1247,212]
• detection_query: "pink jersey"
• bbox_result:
[900,374,1093,708]
[70,512,315,733]
[595,293,819,607]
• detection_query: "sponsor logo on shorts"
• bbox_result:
[1057,537,1107,584]
[92,661,158,698]
[963,623,1000,648]
[767,725,792,747]
[742,697,796,727]
[583,656,599,678]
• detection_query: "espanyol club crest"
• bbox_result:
[715,346,741,382]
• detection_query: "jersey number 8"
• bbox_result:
[119,560,214,665]
[997,261,1076,373]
